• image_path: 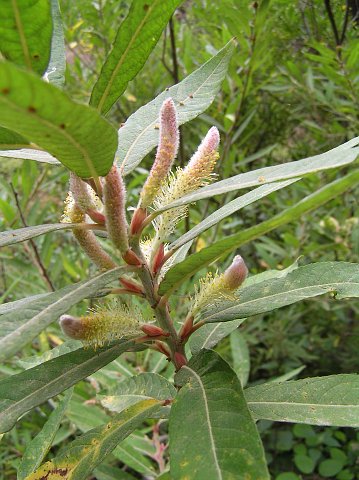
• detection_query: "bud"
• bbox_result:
[140,98,179,208]
[59,302,143,348]
[152,243,165,275]
[130,207,147,235]
[122,249,143,266]
[222,255,248,290]
[174,352,187,369]
[103,165,129,254]
[141,324,169,337]
[119,277,144,295]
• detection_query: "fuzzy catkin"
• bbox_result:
[103,165,129,254]
[140,98,179,208]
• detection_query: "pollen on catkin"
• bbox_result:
[59,302,143,349]
[189,255,248,316]
[152,126,220,245]
[69,173,102,214]
[140,98,179,209]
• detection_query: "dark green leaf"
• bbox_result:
[168,179,298,251]
[200,262,359,323]
[0,267,124,361]
[0,61,118,177]
[0,0,52,74]
[245,374,359,426]
[230,330,250,387]
[90,0,182,114]
[170,350,269,479]
[17,388,73,480]
[159,170,359,295]
[0,339,145,433]
[27,399,160,480]
[119,40,235,175]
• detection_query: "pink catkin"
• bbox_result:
[103,165,129,254]
[140,98,179,208]
[184,126,220,173]
[223,255,248,290]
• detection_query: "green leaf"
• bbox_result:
[168,179,298,251]
[319,459,345,477]
[0,267,124,361]
[0,223,78,247]
[294,454,315,474]
[0,293,48,316]
[162,136,359,209]
[0,339,145,433]
[0,61,118,178]
[17,388,73,480]
[200,262,359,323]
[189,319,244,355]
[27,399,160,480]
[0,0,52,75]
[94,465,137,480]
[90,0,182,114]
[0,126,29,149]
[45,0,66,88]
[0,148,60,165]
[119,40,235,175]
[230,330,250,387]
[99,372,176,414]
[159,170,359,295]
[169,350,269,479]
[269,366,306,383]
[245,374,359,426]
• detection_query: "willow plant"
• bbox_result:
[0,1,359,479]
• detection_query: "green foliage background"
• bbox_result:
[0,0,358,478]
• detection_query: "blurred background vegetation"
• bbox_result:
[0,1,358,478]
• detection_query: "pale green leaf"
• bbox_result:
[0,148,60,165]
[99,372,176,414]
[170,350,269,479]
[189,319,244,355]
[0,0,52,74]
[91,0,182,114]
[230,330,250,387]
[159,170,359,295]
[0,61,118,178]
[200,262,359,323]
[168,179,298,251]
[119,40,235,175]
[0,223,77,247]
[0,339,145,433]
[17,388,73,480]
[27,399,160,480]
[162,136,359,209]
[245,375,359,426]
[0,267,123,361]
[45,0,66,88]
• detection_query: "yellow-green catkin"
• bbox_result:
[103,165,129,254]
[61,194,116,270]
[139,98,179,209]
[59,303,143,349]
[153,126,220,245]
[69,172,102,213]
[190,255,248,316]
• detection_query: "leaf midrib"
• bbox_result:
[182,365,223,480]
[11,0,31,69]
[202,279,359,321]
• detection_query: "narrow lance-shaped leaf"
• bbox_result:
[0,61,118,178]
[170,350,269,480]
[200,262,359,323]
[0,340,146,433]
[44,0,66,88]
[230,330,250,387]
[17,388,73,480]
[0,0,52,75]
[0,223,79,247]
[0,267,124,361]
[91,0,182,114]
[168,179,298,251]
[161,136,359,209]
[118,40,235,175]
[0,148,60,165]
[159,169,359,295]
[27,399,160,480]
[245,375,359,426]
